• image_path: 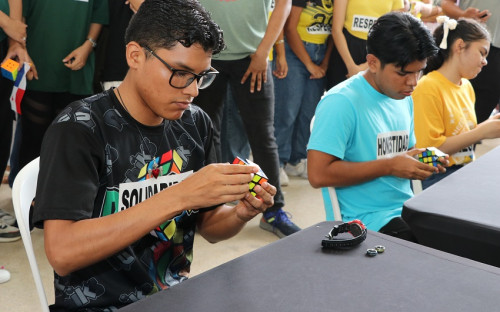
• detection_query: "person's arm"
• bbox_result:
[285,5,325,79]
[410,1,442,18]
[197,181,276,243]
[240,0,291,93]
[125,0,144,13]
[319,36,334,72]
[0,0,26,45]
[441,0,490,22]
[438,116,500,155]
[330,0,367,78]
[44,163,266,276]
[3,0,38,79]
[307,148,439,188]
[272,29,288,79]
[63,23,103,70]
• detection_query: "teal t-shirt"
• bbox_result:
[23,0,108,95]
[199,0,272,61]
[308,73,415,231]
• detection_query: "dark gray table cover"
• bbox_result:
[403,146,500,267]
[119,221,500,312]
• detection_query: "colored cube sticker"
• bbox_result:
[1,59,19,81]
[232,157,268,197]
[415,147,447,167]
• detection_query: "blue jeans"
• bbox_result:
[274,41,326,166]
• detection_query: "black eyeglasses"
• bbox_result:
[143,46,218,90]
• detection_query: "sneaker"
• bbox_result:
[0,221,21,242]
[0,266,11,283]
[0,208,16,226]
[279,167,289,187]
[285,159,308,179]
[260,209,301,238]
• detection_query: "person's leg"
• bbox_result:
[19,91,87,169]
[326,29,367,90]
[229,58,300,237]
[273,41,307,167]
[221,85,250,163]
[0,39,17,227]
[0,47,13,185]
[379,217,417,243]
[7,118,21,188]
[289,42,327,165]
[194,59,230,162]
[325,42,346,90]
[470,45,500,123]
[229,59,283,209]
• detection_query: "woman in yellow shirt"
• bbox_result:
[413,17,500,189]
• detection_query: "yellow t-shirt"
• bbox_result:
[295,0,334,44]
[413,71,477,166]
[344,0,404,40]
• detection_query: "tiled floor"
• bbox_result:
[1,138,499,311]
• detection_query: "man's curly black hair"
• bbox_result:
[125,0,225,55]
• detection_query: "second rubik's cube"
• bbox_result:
[233,157,268,197]
[415,147,446,167]
[1,59,19,81]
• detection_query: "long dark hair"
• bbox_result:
[424,18,490,74]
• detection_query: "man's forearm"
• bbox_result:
[255,0,291,58]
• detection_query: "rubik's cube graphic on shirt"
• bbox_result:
[415,147,446,167]
[233,157,268,197]
[138,149,183,181]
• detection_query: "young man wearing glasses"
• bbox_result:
[32,0,277,310]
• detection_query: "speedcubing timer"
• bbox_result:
[415,147,446,167]
[232,157,268,197]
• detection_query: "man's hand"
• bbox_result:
[4,41,38,80]
[62,41,93,71]
[234,182,276,222]
[475,115,500,139]
[241,52,269,93]
[2,17,27,46]
[390,149,448,180]
[125,0,145,13]
[178,163,261,210]
[346,62,367,78]
[272,53,288,79]
[306,63,326,79]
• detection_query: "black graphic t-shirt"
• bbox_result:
[33,89,217,311]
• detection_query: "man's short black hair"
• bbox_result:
[125,0,225,55]
[367,12,438,70]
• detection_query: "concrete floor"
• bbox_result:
[1,138,499,311]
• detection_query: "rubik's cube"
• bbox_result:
[233,157,268,197]
[415,147,446,167]
[1,59,19,81]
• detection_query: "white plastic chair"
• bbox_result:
[321,187,343,221]
[322,180,422,222]
[12,157,50,312]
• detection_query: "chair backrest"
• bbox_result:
[12,157,50,312]
[322,180,423,222]
[321,187,343,221]
[412,179,423,195]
